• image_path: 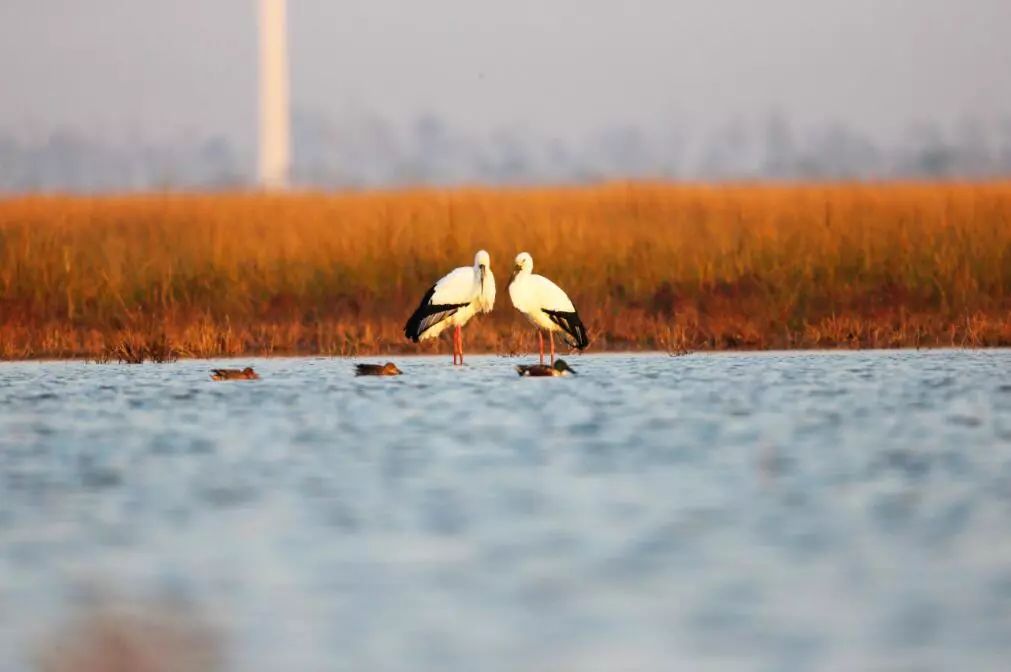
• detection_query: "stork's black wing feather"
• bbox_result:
[542,309,590,349]
[403,285,469,342]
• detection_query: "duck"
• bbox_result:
[354,362,403,376]
[210,367,260,381]
[516,359,577,377]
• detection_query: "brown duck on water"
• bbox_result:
[515,359,577,377]
[210,367,260,381]
[354,362,404,377]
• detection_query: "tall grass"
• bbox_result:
[1,182,1010,359]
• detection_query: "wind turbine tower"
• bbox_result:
[258,0,290,189]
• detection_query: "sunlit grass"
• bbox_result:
[1,182,1009,359]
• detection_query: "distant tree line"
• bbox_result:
[1,110,1009,192]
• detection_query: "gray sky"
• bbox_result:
[1,0,1009,147]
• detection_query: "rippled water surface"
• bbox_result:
[2,351,1011,671]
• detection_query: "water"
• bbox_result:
[2,351,1011,671]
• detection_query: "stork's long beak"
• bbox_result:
[509,264,521,284]
[479,265,486,293]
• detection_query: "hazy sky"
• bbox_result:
[1,0,1009,147]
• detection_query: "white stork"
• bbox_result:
[508,252,589,364]
[404,250,496,365]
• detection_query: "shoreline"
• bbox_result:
[1,344,1006,365]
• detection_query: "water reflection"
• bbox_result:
[37,593,221,672]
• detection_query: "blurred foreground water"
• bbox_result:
[2,351,1011,671]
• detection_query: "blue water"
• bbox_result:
[2,351,1011,671]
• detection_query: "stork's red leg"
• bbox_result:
[550,331,556,365]
[457,325,464,365]
[538,331,545,365]
[451,327,458,365]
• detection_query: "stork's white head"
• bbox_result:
[514,252,533,274]
[474,249,491,297]
[474,250,491,270]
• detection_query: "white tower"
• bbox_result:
[258,0,290,189]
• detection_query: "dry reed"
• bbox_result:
[1,182,1010,360]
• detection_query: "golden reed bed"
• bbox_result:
[1,182,1009,360]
